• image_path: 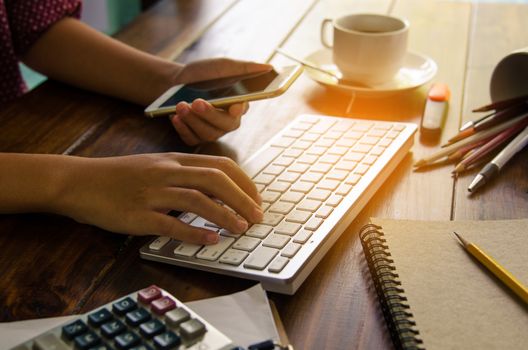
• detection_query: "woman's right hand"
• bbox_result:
[56,153,263,245]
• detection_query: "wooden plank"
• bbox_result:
[453,2,528,219]
[116,0,237,59]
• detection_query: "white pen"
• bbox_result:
[468,125,528,193]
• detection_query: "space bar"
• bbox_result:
[242,146,282,179]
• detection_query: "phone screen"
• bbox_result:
[160,70,279,107]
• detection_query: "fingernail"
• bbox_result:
[236,218,248,232]
[193,100,208,113]
[177,104,189,116]
[205,233,219,244]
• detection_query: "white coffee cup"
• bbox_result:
[320,13,409,85]
[490,47,528,102]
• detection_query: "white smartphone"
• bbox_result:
[144,65,302,118]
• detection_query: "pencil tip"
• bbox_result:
[453,231,468,246]
[414,159,426,167]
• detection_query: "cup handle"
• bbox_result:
[320,18,333,48]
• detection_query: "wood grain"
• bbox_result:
[453,2,528,219]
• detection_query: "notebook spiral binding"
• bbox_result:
[359,224,424,350]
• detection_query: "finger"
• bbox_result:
[167,165,263,223]
[170,114,201,146]
[168,153,261,205]
[180,111,226,143]
[146,212,220,245]
[190,99,241,132]
[152,187,249,234]
[228,101,249,118]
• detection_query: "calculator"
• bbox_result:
[9,285,233,350]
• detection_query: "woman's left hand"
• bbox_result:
[169,58,272,145]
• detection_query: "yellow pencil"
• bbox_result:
[453,232,528,304]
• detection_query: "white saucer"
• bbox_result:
[304,48,437,97]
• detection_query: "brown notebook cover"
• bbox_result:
[360,218,528,350]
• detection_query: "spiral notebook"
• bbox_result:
[359,218,528,350]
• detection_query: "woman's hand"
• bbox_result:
[170,58,272,145]
[57,153,263,244]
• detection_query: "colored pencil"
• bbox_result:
[472,94,528,112]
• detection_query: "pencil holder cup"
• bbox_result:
[490,47,528,102]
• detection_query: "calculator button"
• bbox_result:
[114,331,141,350]
[153,331,181,350]
[112,297,137,316]
[88,308,113,327]
[101,319,126,338]
[125,308,151,327]
[62,319,88,341]
[139,319,166,339]
[138,285,162,304]
[165,307,191,328]
[33,333,69,350]
[180,319,207,340]
[74,330,101,350]
[151,296,176,315]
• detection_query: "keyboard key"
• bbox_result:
[301,172,324,183]
[244,247,279,270]
[261,212,284,226]
[180,319,207,340]
[304,218,324,231]
[267,181,290,193]
[326,195,343,207]
[165,307,191,328]
[113,298,137,316]
[291,122,312,131]
[173,242,202,257]
[101,319,126,339]
[370,146,385,156]
[268,257,289,273]
[343,152,364,162]
[317,137,335,147]
[317,179,340,191]
[138,285,162,304]
[263,164,285,176]
[354,164,370,175]
[328,146,348,156]
[281,243,301,258]
[263,234,290,249]
[261,190,281,203]
[335,138,356,147]
[253,173,275,185]
[297,199,321,212]
[34,333,69,350]
[269,201,295,215]
[288,162,310,173]
[274,221,302,236]
[148,236,170,251]
[307,189,331,201]
[86,345,112,350]
[115,331,141,350]
[74,331,100,350]
[153,331,181,350]
[315,205,333,219]
[290,181,314,193]
[152,296,177,316]
[324,130,344,139]
[319,154,340,164]
[292,140,311,150]
[232,236,260,251]
[335,160,357,171]
[178,212,197,224]
[270,136,295,148]
[273,155,295,167]
[378,138,392,147]
[246,224,273,239]
[130,345,153,350]
[219,249,249,265]
[293,230,312,244]
[276,171,300,183]
[88,308,113,327]
[386,130,400,139]
[196,236,235,261]
[282,128,304,138]
[285,210,311,224]
[281,191,304,204]
[310,162,332,173]
[62,319,88,341]
[310,120,335,134]
[126,307,151,326]
[352,144,372,153]
[363,155,378,165]
[282,148,303,158]
[139,319,166,339]
[345,174,361,185]
[326,170,348,181]
[306,146,326,157]
[336,184,352,196]
[360,136,380,145]
[301,132,319,142]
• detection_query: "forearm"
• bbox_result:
[21,18,182,106]
[0,153,75,214]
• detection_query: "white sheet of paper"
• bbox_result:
[0,284,279,349]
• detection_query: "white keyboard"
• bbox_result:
[140,114,416,294]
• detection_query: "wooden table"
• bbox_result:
[1,0,527,348]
